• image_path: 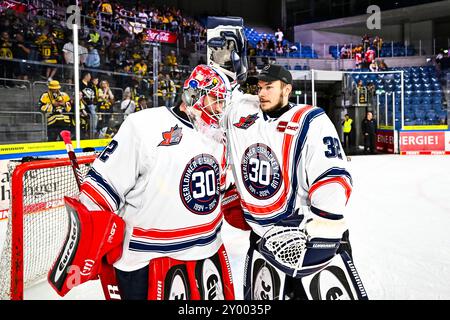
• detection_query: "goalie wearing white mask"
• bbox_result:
[49,65,235,300]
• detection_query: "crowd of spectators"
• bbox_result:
[0,0,213,140]
[0,0,206,91]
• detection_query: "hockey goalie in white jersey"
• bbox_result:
[48,64,235,300]
[206,16,368,300]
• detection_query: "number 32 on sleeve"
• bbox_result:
[323,136,343,160]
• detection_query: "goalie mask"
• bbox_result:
[182,64,231,129]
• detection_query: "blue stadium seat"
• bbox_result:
[425,111,437,125]
[413,83,423,91]
[432,97,442,105]
[437,110,447,123]
[422,96,432,104]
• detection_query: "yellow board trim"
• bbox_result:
[0,139,111,155]
[378,125,449,131]
[402,125,449,131]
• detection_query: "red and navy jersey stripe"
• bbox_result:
[128,213,223,253]
[243,107,325,226]
[309,167,353,205]
[81,168,121,211]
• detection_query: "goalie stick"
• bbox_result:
[57,130,122,300]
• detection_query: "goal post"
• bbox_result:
[0,155,96,300]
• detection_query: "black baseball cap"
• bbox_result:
[256,64,292,85]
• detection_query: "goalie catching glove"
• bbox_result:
[48,197,125,297]
[258,207,346,278]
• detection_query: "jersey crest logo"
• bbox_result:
[233,113,259,129]
[241,143,282,200]
[158,125,183,146]
[277,121,300,136]
[179,154,220,215]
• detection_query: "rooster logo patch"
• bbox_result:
[158,125,183,146]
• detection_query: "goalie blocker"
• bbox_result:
[48,197,125,298]
[48,197,235,300]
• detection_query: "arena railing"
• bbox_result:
[0,111,46,144]
[249,39,446,60]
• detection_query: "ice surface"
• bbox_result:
[23,155,450,300]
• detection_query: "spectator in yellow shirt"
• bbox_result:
[165,50,178,74]
[39,80,72,141]
[133,59,148,77]
[342,114,353,149]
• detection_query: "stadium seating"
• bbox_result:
[330,42,417,59]
[244,28,319,58]
[352,65,447,127]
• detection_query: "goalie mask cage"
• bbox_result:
[0,156,96,300]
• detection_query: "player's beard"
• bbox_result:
[261,92,285,113]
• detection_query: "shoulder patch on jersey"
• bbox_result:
[233,113,259,129]
[158,125,183,146]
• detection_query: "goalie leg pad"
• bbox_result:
[148,244,235,300]
[244,232,286,300]
[48,197,125,297]
[300,251,369,300]
[245,232,368,300]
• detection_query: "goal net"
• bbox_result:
[0,156,95,300]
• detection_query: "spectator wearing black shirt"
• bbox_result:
[361,111,377,154]
[80,72,98,136]
[0,31,14,87]
[12,32,31,87]
[0,16,13,37]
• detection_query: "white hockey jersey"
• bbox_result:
[224,92,353,237]
[79,107,226,272]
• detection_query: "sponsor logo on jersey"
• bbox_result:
[179,154,220,215]
[233,113,259,129]
[169,269,189,300]
[241,143,282,200]
[277,121,300,135]
[158,124,183,146]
